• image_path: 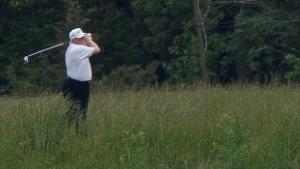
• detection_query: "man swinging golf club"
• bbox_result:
[62,28,100,134]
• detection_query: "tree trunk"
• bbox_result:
[236,3,248,83]
[193,0,209,83]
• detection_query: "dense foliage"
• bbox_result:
[1,0,299,93]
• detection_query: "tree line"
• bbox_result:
[0,0,299,94]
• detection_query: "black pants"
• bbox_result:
[62,78,90,134]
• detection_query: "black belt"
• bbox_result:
[67,77,91,83]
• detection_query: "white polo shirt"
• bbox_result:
[65,43,94,81]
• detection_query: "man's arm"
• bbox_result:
[85,34,101,55]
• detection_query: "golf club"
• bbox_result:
[23,42,65,64]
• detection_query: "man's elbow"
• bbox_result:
[93,47,101,54]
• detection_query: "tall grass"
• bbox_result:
[1,86,300,169]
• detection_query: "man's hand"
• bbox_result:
[85,33,92,41]
[84,34,100,54]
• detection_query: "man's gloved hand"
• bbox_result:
[85,33,92,41]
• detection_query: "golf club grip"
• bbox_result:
[24,43,64,58]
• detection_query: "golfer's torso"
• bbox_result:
[65,44,94,81]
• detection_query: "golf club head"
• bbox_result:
[24,57,29,64]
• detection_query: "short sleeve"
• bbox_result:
[78,45,94,60]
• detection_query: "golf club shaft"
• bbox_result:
[24,43,64,58]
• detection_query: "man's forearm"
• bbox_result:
[84,35,101,54]
[88,40,101,54]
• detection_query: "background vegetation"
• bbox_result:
[1,0,300,94]
[2,1,300,168]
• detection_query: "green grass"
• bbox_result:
[1,86,300,169]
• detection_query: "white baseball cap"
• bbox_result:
[69,28,87,40]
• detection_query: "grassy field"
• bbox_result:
[1,86,300,169]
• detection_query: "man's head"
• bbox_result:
[69,28,89,45]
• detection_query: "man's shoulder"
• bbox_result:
[66,43,94,59]
[68,44,85,50]
[68,44,92,52]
